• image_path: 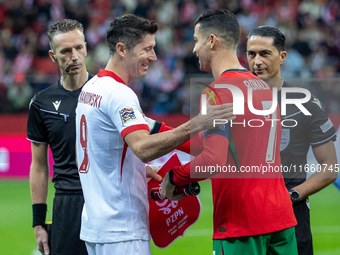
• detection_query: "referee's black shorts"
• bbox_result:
[51,192,87,255]
[293,198,313,255]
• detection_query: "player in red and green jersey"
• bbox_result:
[161,9,298,255]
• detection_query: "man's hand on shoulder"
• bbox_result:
[192,95,235,131]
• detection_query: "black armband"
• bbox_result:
[32,204,47,227]
[150,121,162,134]
[168,169,176,186]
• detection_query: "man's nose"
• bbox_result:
[254,54,263,65]
[149,49,157,62]
[71,48,79,61]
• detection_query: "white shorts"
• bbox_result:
[85,240,151,255]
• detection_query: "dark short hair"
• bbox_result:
[107,14,158,55]
[195,9,240,47]
[47,19,84,50]
[247,26,286,51]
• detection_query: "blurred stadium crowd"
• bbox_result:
[0,0,339,114]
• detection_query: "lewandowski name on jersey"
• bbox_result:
[78,91,103,109]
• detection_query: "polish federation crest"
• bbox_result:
[280,128,290,151]
[119,108,136,125]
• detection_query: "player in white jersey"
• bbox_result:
[77,70,151,244]
[75,14,235,255]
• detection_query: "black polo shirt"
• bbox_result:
[278,81,336,189]
[27,74,93,191]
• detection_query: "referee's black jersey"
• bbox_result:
[27,74,93,191]
[278,81,336,189]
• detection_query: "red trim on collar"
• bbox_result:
[97,69,126,85]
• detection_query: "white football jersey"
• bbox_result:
[75,69,150,243]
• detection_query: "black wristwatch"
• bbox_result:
[289,189,300,203]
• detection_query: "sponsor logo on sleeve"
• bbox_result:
[120,108,136,125]
[320,119,333,133]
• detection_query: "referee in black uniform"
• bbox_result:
[27,19,92,255]
[246,26,337,255]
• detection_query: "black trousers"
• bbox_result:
[293,199,313,255]
[51,192,88,255]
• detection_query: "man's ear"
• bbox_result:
[116,42,126,57]
[49,50,56,62]
[280,51,287,65]
[209,34,218,49]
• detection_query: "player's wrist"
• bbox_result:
[191,115,203,132]
[32,203,47,228]
[288,189,300,203]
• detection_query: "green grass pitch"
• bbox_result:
[0,180,339,254]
